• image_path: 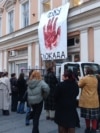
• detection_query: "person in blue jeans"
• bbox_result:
[23,90,33,125]
[25,105,31,125]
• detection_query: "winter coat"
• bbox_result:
[0,77,11,110]
[78,75,99,108]
[27,79,50,105]
[54,79,79,128]
[44,72,58,110]
[17,79,27,101]
[10,77,18,93]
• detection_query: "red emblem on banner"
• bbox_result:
[43,17,61,50]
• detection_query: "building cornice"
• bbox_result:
[0,33,38,50]
[3,0,17,10]
[0,22,38,42]
[67,0,100,32]
[0,22,39,50]
[69,0,100,18]
[8,55,28,61]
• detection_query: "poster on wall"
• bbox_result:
[38,3,70,60]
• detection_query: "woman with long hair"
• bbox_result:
[44,67,58,120]
[54,69,79,133]
[17,73,27,114]
[27,70,50,133]
[10,73,18,112]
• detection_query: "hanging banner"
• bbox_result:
[38,3,70,60]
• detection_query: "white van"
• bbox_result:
[56,62,100,81]
[56,62,100,99]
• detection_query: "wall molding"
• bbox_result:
[3,0,16,10]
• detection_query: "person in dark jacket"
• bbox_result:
[73,68,81,128]
[44,67,58,120]
[17,73,27,114]
[54,69,79,133]
[27,70,50,133]
[10,73,18,112]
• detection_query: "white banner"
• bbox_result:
[38,3,70,60]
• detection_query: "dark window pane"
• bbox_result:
[67,38,74,46]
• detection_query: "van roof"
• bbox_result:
[61,62,99,65]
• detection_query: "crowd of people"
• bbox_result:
[0,66,100,133]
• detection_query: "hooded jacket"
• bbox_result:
[27,79,50,105]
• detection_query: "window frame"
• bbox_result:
[8,10,14,33]
[0,17,2,37]
[19,0,30,28]
[6,7,15,34]
[70,0,84,8]
[42,0,51,12]
[38,0,52,20]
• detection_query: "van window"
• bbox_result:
[81,63,100,76]
[56,65,61,82]
[64,63,80,78]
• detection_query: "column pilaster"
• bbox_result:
[80,29,88,62]
[35,42,40,69]
[94,25,100,63]
[4,50,8,71]
[28,44,32,69]
[0,51,3,71]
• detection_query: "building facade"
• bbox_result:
[0,0,100,77]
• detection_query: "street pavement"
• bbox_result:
[0,108,86,133]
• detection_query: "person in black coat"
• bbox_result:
[54,69,79,133]
[17,73,27,114]
[73,68,80,128]
[10,73,18,112]
[44,67,58,120]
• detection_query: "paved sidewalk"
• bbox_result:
[0,109,86,133]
